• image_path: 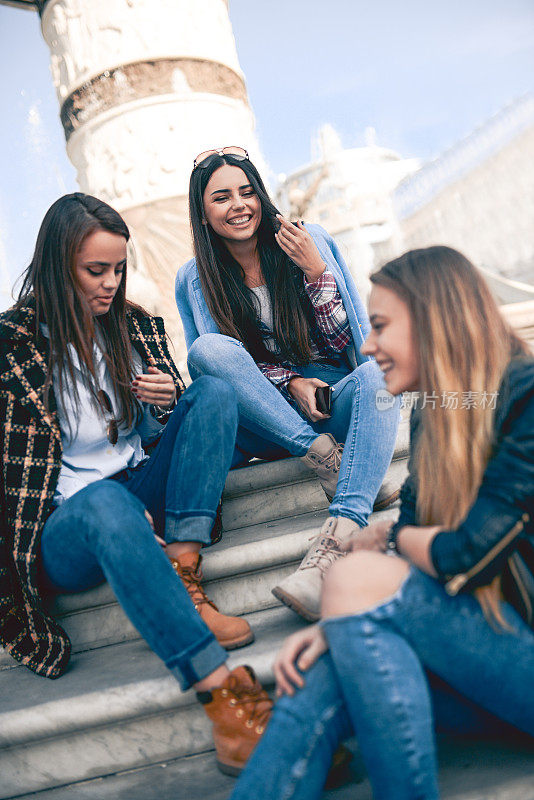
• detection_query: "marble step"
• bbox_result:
[5,599,532,800]
[0,606,305,798]
[0,503,400,670]
[9,739,534,800]
[0,443,407,669]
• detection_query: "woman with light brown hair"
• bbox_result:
[230,245,534,800]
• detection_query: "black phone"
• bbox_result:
[273,215,302,233]
[315,385,332,415]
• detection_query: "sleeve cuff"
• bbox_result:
[303,267,330,288]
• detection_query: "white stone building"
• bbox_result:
[276,124,420,298]
[394,94,534,290]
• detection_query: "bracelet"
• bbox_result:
[152,397,176,416]
[386,525,400,555]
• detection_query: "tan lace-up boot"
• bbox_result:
[301,433,343,501]
[303,433,400,510]
[170,552,254,650]
[197,665,273,775]
[272,516,359,621]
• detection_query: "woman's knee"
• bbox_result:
[346,361,400,419]
[185,375,237,414]
[321,551,410,617]
[354,360,388,395]
[336,362,384,406]
[187,333,241,373]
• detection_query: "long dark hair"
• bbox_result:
[13,192,143,427]
[189,154,315,364]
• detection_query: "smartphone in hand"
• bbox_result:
[315,385,332,415]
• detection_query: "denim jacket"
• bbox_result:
[175,224,371,368]
[394,356,534,627]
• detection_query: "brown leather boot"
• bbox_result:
[170,552,254,650]
[197,665,272,775]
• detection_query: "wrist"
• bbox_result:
[303,260,327,283]
[287,375,304,395]
[386,525,402,556]
[154,395,176,413]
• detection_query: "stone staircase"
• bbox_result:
[1,416,533,800]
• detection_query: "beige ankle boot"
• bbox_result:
[303,433,400,510]
[272,516,359,621]
[301,433,343,501]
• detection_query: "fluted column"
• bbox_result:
[40,0,266,362]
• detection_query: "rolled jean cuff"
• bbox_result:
[166,631,227,690]
[165,512,215,545]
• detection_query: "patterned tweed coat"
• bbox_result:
[0,303,185,678]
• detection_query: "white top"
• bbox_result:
[41,326,146,505]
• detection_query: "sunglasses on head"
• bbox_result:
[193,146,249,170]
[97,389,118,446]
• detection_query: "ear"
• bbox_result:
[201,219,208,226]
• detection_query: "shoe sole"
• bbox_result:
[271,586,320,622]
[373,488,400,512]
[216,760,244,777]
[218,630,255,650]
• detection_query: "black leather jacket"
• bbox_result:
[393,356,534,627]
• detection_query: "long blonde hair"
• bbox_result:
[371,246,529,621]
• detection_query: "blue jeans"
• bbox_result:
[39,377,237,690]
[230,568,534,800]
[188,334,399,527]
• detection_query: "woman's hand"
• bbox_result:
[288,376,330,422]
[275,215,326,281]
[343,521,443,578]
[132,360,176,409]
[343,519,392,553]
[273,625,328,697]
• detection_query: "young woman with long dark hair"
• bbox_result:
[0,193,272,776]
[175,148,400,621]
[230,246,534,800]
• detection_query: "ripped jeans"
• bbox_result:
[230,568,534,800]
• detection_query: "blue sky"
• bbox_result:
[1,0,533,303]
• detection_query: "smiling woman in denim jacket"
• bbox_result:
[230,246,534,800]
[175,147,400,622]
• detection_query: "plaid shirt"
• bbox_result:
[0,303,185,678]
[256,270,351,389]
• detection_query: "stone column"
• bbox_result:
[40,0,266,365]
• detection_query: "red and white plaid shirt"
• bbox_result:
[256,270,351,390]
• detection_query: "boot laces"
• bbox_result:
[227,673,273,728]
[301,534,345,574]
[316,443,343,474]
[175,563,218,611]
